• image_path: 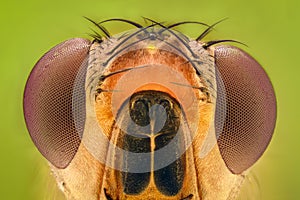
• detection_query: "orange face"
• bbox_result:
[23,20,276,200]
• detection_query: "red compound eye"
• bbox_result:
[23,38,91,168]
[214,45,277,174]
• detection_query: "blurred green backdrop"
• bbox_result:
[0,0,298,199]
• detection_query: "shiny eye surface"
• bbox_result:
[214,45,277,174]
[23,38,91,168]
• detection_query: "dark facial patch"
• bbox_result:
[116,90,185,196]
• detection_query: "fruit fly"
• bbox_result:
[23,18,277,200]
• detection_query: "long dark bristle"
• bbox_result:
[142,17,165,26]
[99,65,150,81]
[142,17,197,57]
[167,21,210,29]
[85,17,246,57]
[103,35,151,66]
[88,28,103,42]
[196,18,228,41]
[105,23,157,56]
[203,39,247,49]
[84,16,111,38]
[99,18,144,28]
[158,21,210,37]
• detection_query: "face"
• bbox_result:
[23,19,277,200]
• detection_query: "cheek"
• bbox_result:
[50,144,105,200]
[191,103,243,198]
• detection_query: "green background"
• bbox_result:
[0,0,298,199]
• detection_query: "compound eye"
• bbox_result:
[23,38,91,168]
[214,45,277,174]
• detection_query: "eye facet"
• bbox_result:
[214,45,277,174]
[23,38,91,168]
